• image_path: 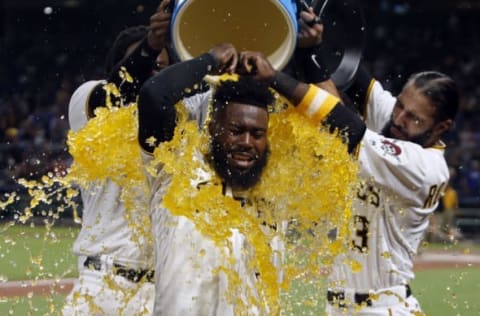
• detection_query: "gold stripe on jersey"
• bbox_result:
[430,140,446,150]
[297,84,339,123]
[363,78,376,121]
[352,139,362,160]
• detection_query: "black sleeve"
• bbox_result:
[107,37,160,104]
[87,37,159,116]
[138,53,217,152]
[323,105,366,154]
[343,65,374,116]
[273,71,366,154]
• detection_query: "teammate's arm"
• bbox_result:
[286,74,366,154]
[87,38,161,115]
[137,43,238,152]
[87,0,172,117]
[238,51,366,154]
[296,9,342,99]
[342,65,375,115]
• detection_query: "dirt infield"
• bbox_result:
[414,251,480,270]
[0,252,479,298]
[0,278,75,297]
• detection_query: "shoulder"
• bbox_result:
[68,80,106,131]
[364,81,396,131]
[359,130,449,188]
[183,89,212,127]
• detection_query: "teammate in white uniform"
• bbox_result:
[325,67,459,315]
[62,2,173,315]
[137,43,366,315]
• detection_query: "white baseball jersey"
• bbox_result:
[329,80,449,291]
[144,154,264,316]
[68,80,154,268]
[143,91,284,315]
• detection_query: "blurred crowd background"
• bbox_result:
[0,0,479,224]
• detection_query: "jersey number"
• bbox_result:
[352,215,369,252]
[423,182,447,209]
[357,182,380,207]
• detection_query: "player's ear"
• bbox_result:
[433,119,452,137]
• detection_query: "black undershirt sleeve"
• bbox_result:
[343,65,374,116]
[138,53,217,152]
[323,105,366,154]
[273,70,366,154]
[273,71,366,154]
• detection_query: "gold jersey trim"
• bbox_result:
[297,84,339,123]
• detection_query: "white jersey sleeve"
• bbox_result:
[183,90,212,128]
[68,80,105,131]
[330,131,450,290]
[329,73,451,293]
[364,80,396,132]
[358,129,450,211]
[69,79,153,268]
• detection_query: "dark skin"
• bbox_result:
[139,42,365,192]
[210,103,268,173]
[237,50,309,104]
[148,0,173,51]
[209,102,269,190]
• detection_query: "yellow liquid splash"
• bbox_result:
[151,92,358,314]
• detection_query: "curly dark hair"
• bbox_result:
[211,76,274,116]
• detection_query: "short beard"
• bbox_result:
[381,119,433,147]
[209,139,269,190]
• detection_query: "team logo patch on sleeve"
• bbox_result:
[380,140,402,156]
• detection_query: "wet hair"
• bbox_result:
[408,71,459,122]
[104,25,148,74]
[211,76,274,116]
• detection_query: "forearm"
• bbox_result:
[343,65,374,115]
[106,37,160,104]
[273,72,366,154]
[296,84,366,153]
[271,71,309,105]
[138,53,216,151]
[314,79,341,99]
[85,37,160,116]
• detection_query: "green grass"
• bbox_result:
[412,267,480,316]
[1,224,479,315]
[0,295,66,316]
[0,224,79,281]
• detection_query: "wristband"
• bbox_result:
[271,71,299,100]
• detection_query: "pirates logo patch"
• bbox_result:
[380,140,402,156]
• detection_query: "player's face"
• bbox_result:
[382,82,439,147]
[210,102,269,190]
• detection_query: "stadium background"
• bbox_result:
[0,0,479,231]
[0,1,480,315]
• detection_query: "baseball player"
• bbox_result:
[137,41,367,315]
[324,67,459,315]
[62,1,172,315]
